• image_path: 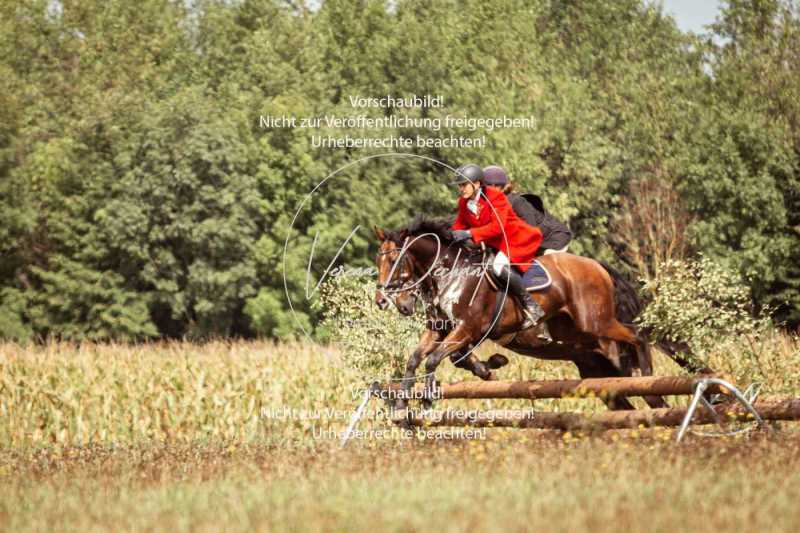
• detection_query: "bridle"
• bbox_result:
[375,237,440,310]
[376,237,417,294]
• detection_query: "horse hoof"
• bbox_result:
[395,416,413,431]
[391,406,410,425]
[487,354,509,369]
[393,398,408,411]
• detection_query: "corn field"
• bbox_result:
[1,334,798,449]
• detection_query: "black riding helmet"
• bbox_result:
[450,163,483,185]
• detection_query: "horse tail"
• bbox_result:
[598,261,642,324]
[599,261,711,374]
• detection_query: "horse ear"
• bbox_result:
[373,226,386,241]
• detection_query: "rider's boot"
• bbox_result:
[498,265,552,343]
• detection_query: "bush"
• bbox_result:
[314,274,422,381]
[637,257,772,374]
[0,288,32,343]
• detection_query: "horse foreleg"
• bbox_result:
[450,350,496,381]
[422,326,472,408]
[398,328,441,411]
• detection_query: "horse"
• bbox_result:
[373,217,670,411]
[596,261,712,375]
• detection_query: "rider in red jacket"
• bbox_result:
[452,183,543,269]
[450,164,551,340]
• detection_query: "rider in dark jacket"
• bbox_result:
[482,166,572,255]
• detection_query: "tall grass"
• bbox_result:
[0,341,363,448]
[1,333,798,449]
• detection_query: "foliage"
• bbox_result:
[611,178,692,284]
[638,257,773,372]
[1,0,799,340]
[314,274,422,380]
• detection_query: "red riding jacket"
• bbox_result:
[452,186,542,272]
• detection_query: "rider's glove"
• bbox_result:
[452,230,472,242]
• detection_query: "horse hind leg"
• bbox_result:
[627,325,654,376]
[574,355,635,411]
[596,319,639,347]
[593,319,644,373]
[600,321,669,409]
[631,330,669,407]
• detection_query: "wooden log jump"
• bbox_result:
[380,375,726,401]
[405,398,800,431]
[373,376,800,435]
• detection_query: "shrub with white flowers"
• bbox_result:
[314,274,423,380]
[637,257,772,372]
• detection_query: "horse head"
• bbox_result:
[373,216,479,317]
[373,226,418,316]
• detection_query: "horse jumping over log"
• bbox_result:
[374,217,671,411]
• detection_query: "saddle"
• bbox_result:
[485,257,552,292]
[483,254,551,341]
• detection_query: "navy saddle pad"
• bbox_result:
[522,260,552,291]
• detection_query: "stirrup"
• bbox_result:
[520,310,552,343]
[535,322,553,343]
[520,309,538,330]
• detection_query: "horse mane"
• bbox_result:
[385,215,484,261]
[388,215,456,245]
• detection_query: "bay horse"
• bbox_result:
[374,217,669,411]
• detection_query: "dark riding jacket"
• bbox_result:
[507,193,572,253]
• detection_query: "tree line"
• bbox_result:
[1,0,798,341]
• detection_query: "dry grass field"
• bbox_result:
[3,434,800,532]
[1,336,799,531]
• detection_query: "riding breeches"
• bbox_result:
[492,252,510,276]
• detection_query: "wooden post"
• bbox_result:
[403,398,800,431]
[381,375,724,401]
